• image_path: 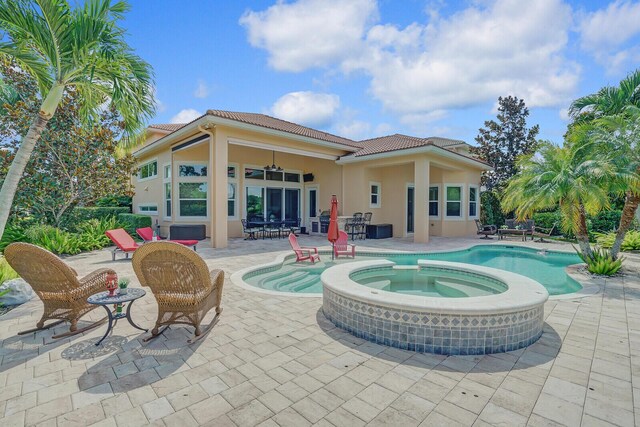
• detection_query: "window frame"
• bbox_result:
[468,185,479,219]
[369,181,381,208]
[137,158,158,182]
[228,162,238,219]
[429,184,441,219]
[176,161,209,220]
[444,184,464,220]
[137,203,158,215]
[163,163,172,220]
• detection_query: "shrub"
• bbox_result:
[577,246,624,276]
[0,257,19,284]
[532,211,562,233]
[480,191,505,226]
[25,224,82,255]
[75,217,122,250]
[117,213,152,236]
[95,195,132,208]
[0,225,29,252]
[63,207,130,231]
[594,230,640,251]
[590,210,621,234]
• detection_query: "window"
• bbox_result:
[246,186,264,218]
[228,166,236,179]
[138,160,157,180]
[138,204,158,215]
[163,164,171,219]
[179,183,207,217]
[468,186,479,218]
[179,164,207,177]
[285,172,300,183]
[429,186,439,217]
[370,182,381,208]
[266,170,283,181]
[445,185,463,218]
[228,183,237,218]
[164,183,172,218]
[245,168,265,180]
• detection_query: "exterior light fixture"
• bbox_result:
[264,151,283,171]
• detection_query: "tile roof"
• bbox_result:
[349,134,467,157]
[148,123,187,132]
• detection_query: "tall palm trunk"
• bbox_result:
[611,191,640,259]
[576,204,593,258]
[0,85,63,241]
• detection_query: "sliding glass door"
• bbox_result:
[247,186,300,221]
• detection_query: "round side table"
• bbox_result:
[87,288,148,345]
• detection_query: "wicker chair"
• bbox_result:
[4,242,113,338]
[132,241,224,343]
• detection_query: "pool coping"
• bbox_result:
[229,244,602,300]
[322,259,549,314]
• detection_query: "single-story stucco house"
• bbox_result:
[132,109,491,248]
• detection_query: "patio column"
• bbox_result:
[210,129,228,248]
[414,158,430,244]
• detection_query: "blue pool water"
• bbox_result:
[242,245,583,295]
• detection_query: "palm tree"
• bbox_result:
[0,0,154,240]
[570,69,640,259]
[502,137,615,258]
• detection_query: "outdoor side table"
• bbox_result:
[87,288,148,346]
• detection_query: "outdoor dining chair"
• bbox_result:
[132,241,224,343]
[4,242,114,338]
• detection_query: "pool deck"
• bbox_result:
[0,235,639,426]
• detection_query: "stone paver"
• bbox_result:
[0,235,639,426]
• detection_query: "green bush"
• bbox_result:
[75,217,122,250]
[594,230,640,251]
[95,195,132,208]
[25,224,82,255]
[532,211,561,233]
[117,213,152,236]
[577,246,624,276]
[480,191,505,226]
[63,207,130,231]
[0,225,29,252]
[0,257,19,284]
[590,210,621,234]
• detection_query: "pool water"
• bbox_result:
[351,267,507,298]
[242,245,583,295]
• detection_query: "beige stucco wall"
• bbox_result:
[132,126,485,243]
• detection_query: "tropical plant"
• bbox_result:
[594,230,640,251]
[0,224,28,252]
[570,69,640,259]
[502,138,616,258]
[471,96,540,191]
[576,246,624,276]
[0,62,137,226]
[0,0,155,241]
[0,257,18,284]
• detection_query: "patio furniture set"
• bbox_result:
[241,217,301,240]
[5,238,223,345]
[475,219,558,242]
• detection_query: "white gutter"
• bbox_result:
[134,114,359,158]
[336,145,492,170]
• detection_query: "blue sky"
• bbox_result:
[123,0,640,145]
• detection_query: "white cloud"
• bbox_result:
[334,119,372,140]
[194,80,209,98]
[578,1,640,73]
[240,0,378,72]
[271,91,340,128]
[170,109,202,124]
[242,0,580,123]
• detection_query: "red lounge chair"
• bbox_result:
[334,230,356,258]
[105,228,140,261]
[136,227,198,250]
[288,233,320,263]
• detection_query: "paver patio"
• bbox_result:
[0,235,639,426]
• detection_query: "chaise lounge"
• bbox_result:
[136,227,198,250]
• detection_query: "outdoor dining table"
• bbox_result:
[248,220,284,239]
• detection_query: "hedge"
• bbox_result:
[64,207,130,229]
[117,213,152,236]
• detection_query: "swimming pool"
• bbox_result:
[240,245,583,296]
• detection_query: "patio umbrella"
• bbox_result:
[327,195,340,260]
